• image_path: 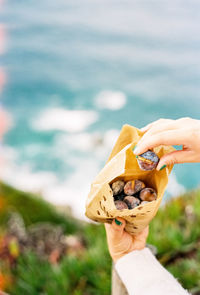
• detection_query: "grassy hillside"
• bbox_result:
[0,182,200,294]
[148,190,200,293]
[0,182,79,234]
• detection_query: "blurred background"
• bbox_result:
[0,0,200,294]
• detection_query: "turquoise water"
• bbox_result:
[1,0,200,217]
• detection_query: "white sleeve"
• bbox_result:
[115,248,190,295]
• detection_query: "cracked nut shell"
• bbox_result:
[124,180,145,195]
[137,150,159,171]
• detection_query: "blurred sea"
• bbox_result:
[1,0,200,218]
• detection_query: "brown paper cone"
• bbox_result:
[85,124,175,234]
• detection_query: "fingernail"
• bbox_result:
[159,164,166,171]
[115,219,122,226]
[133,146,140,155]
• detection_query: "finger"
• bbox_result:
[140,122,154,132]
[140,119,162,132]
[157,150,195,170]
[105,218,126,241]
[140,118,193,141]
[140,121,179,144]
[140,119,173,133]
[134,130,188,155]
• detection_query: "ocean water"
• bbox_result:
[1,0,200,218]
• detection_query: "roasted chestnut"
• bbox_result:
[139,188,157,201]
[114,200,128,210]
[124,180,145,195]
[124,196,140,209]
[111,180,125,195]
[136,150,159,171]
[111,178,157,211]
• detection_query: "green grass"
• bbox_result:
[148,190,200,292]
[0,182,111,295]
[11,233,111,295]
[6,223,111,295]
[1,182,200,294]
[0,182,79,234]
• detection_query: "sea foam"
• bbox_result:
[95,91,127,110]
[55,129,120,154]
[32,108,99,133]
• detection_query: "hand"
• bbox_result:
[105,218,148,262]
[133,117,200,170]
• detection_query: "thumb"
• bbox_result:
[105,218,126,241]
[157,150,194,170]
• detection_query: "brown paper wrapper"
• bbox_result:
[85,124,175,234]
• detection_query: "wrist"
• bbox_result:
[112,244,146,262]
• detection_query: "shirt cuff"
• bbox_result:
[115,248,190,295]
